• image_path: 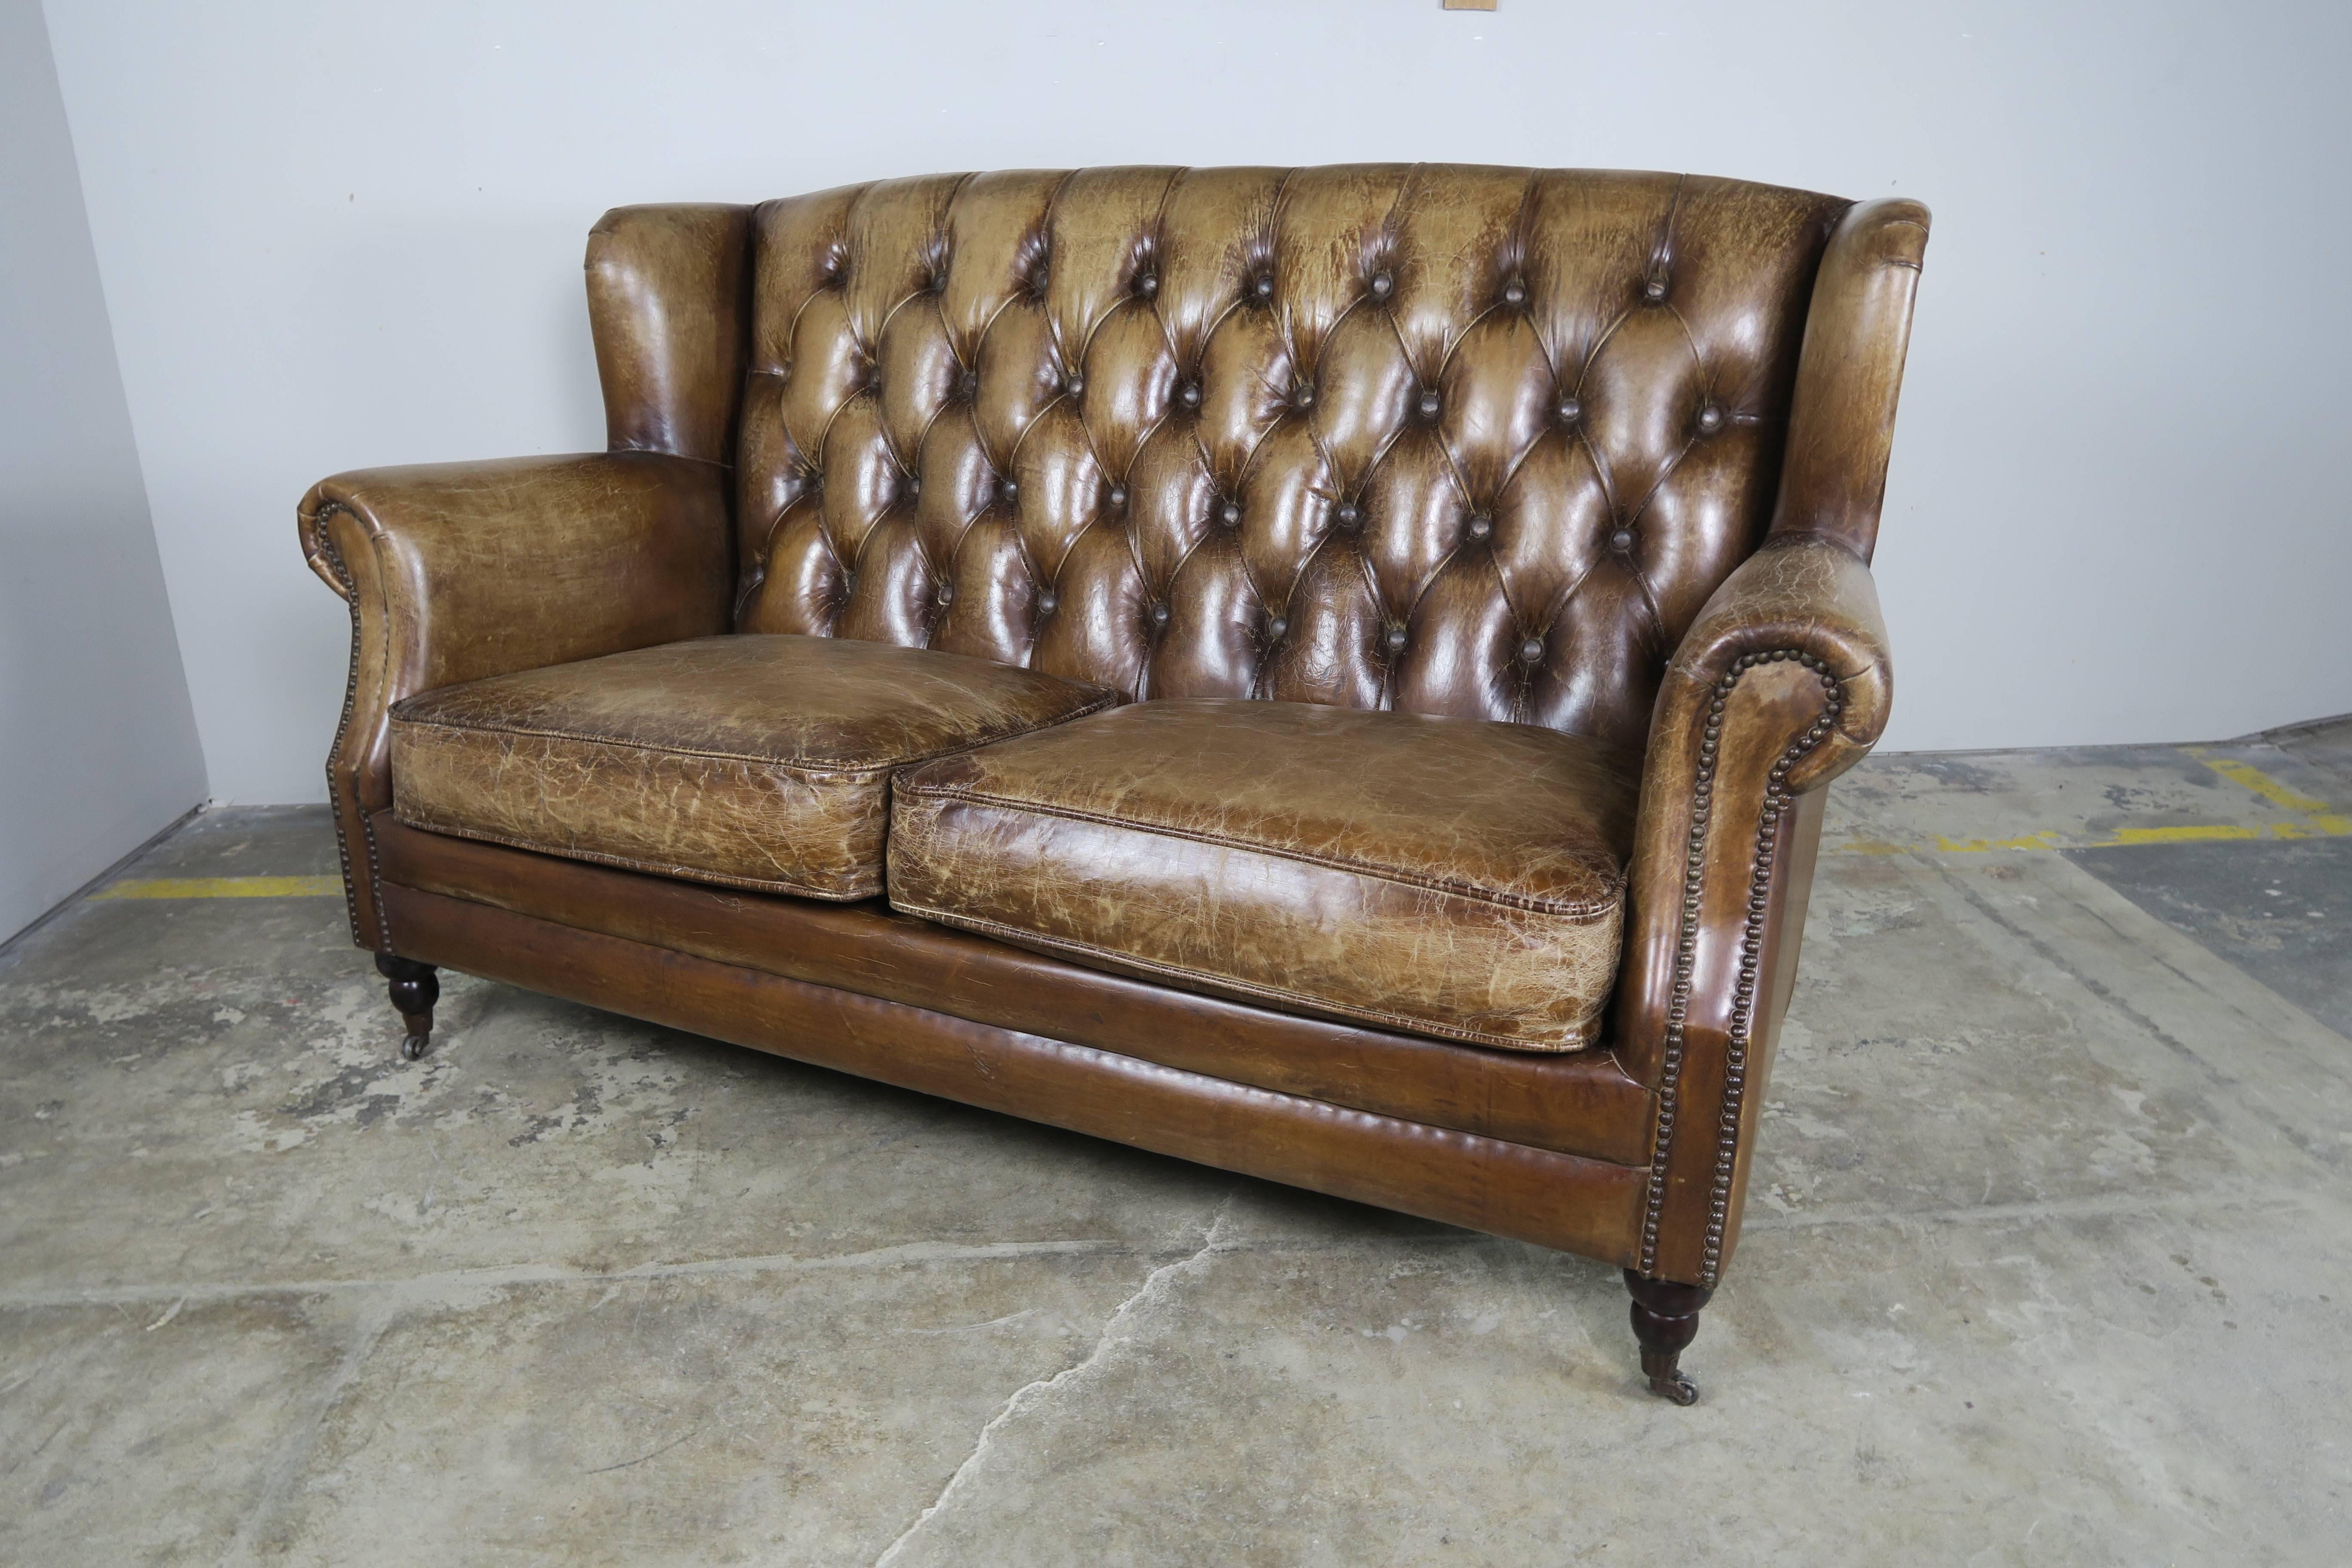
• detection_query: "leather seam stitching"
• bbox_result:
[895,784,1624,919]
[387,815,879,903]
[388,692,1117,775]
[889,897,1602,1054]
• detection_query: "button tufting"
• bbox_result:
[1219,500,1243,528]
[1556,395,1582,423]
[1036,589,1057,616]
[1178,381,1202,410]
[1266,615,1288,642]
[1334,502,1362,531]
[1696,403,1725,434]
[1465,514,1493,542]
[1418,387,1441,419]
[1611,527,1635,552]
[935,581,954,605]
[906,475,922,499]
[1643,276,1668,302]
[1369,270,1394,300]
[1504,280,1527,306]
[1148,601,1171,628]
[1136,271,1159,299]
[1107,484,1128,509]
[1519,637,1545,664]
[997,478,1019,507]
[1383,625,1409,654]
[1251,273,1275,301]
[1063,373,1085,397]
[956,369,978,401]
[1291,383,1316,409]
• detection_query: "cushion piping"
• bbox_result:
[893,781,1625,919]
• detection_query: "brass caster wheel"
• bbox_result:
[1646,1370,1700,1406]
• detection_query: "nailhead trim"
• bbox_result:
[1638,647,1842,1285]
[312,511,390,952]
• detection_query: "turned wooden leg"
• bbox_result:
[1624,1269,1713,1406]
[374,954,439,1061]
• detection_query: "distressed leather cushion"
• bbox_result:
[389,634,1113,899]
[888,700,1641,1051]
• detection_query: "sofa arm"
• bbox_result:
[1611,531,1892,1286]
[298,451,731,949]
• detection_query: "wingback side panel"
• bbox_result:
[732,166,1850,751]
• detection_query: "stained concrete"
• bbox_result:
[3,726,2349,1563]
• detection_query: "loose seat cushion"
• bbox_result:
[888,701,1642,1052]
[390,634,1114,899]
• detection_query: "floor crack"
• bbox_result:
[870,1192,1237,1567]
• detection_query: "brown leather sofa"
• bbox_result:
[298,166,1926,1403]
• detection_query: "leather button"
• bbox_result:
[1251,273,1274,301]
[1036,590,1057,616]
[1383,625,1409,654]
[906,475,922,500]
[935,581,954,605]
[1334,502,1362,531]
[1465,513,1492,542]
[1503,280,1527,306]
[1219,500,1243,528]
[1064,374,1086,398]
[1148,601,1171,628]
[1369,270,1394,300]
[1519,637,1545,664]
[1265,615,1288,642]
[997,478,1019,507]
[957,370,979,401]
[1418,388,1441,419]
[1696,403,1725,434]
[1107,484,1128,509]
[1643,276,1668,303]
[1136,271,1159,299]
[1178,381,1202,410]
[1556,395,1582,424]
[1611,527,1635,552]
[1291,383,1315,410]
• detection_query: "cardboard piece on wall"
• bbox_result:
[1442,1,1499,10]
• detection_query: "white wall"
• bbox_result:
[1,0,205,941]
[40,0,2352,802]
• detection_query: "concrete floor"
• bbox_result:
[3,722,2349,1565]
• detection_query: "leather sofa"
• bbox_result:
[298,166,1926,1403]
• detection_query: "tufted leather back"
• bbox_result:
[731,166,1850,753]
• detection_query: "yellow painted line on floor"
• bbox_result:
[93,876,343,900]
[2187,747,2352,833]
[1830,750,2351,856]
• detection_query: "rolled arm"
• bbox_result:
[1607,194,1927,1291]
[298,451,731,949]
